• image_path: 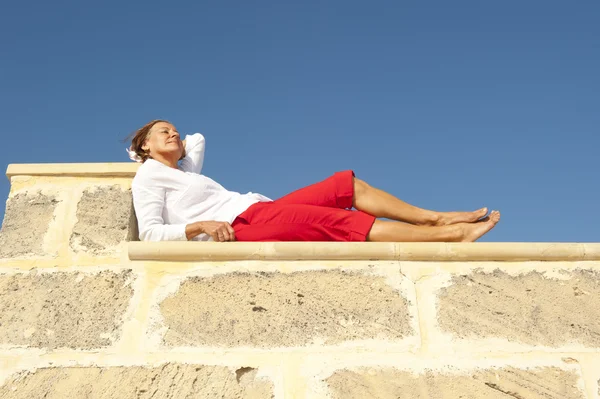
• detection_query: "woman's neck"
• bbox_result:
[149,154,178,169]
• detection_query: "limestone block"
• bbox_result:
[437,269,600,347]
[0,270,133,349]
[0,192,59,258]
[159,269,412,347]
[0,364,273,399]
[325,366,584,399]
[70,185,137,254]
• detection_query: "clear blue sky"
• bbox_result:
[1,1,598,242]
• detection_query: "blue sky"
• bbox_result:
[1,1,598,242]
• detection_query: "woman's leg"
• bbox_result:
[366,211,501,242]
[273,170,355,208]
[353,178,488,226]
[233,202,500,242]
[233,202,375,242]
[272,170,490,227]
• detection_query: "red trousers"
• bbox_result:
[232,170,376,242]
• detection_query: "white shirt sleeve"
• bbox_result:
[180,133,205,174]
[132,180,188,242]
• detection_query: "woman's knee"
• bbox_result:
[353,177,370,203]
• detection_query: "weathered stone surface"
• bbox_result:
[0,192,59,258]
[437,269,600,347]
[0,364,273,399]
[160,270,411,347]
[326,366,584,399]
[0,270,133,349]
[70,186,137,253]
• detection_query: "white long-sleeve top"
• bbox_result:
[131,133,271,241]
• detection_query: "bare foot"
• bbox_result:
[460,210,500,242]
[434,207,488,226]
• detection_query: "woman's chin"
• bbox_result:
[165,143,183,153]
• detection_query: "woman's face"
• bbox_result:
[142,122,183,160]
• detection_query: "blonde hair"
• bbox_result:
[127,119,185,162]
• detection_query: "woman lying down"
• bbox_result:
[127,120,500,243]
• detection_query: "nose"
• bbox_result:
[169,130,179,138]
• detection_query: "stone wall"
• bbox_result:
[1,163,600,398]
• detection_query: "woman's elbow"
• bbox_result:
[139,228,161,242]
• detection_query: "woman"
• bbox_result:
[128,120,500,242]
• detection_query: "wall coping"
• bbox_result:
[6,163,139,179]
[127,242,600,261]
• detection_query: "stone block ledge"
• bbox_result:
[6,163,139,179]
[127,241,600,261]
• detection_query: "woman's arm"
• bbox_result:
[132,183,189,241]
[179,133,205,174]
[133,179,236,242]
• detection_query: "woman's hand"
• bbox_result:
[203,221,236,242]
[186,221,236,241]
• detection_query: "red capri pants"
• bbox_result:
[232,170,376,242]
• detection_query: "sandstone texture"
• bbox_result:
[70,186,137,253]
[0,270,133,349]
[326,366,584,399]
[437,269,600,347]
[0,192,59,258]
[0,364,273,399]
[160,269,411,347]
